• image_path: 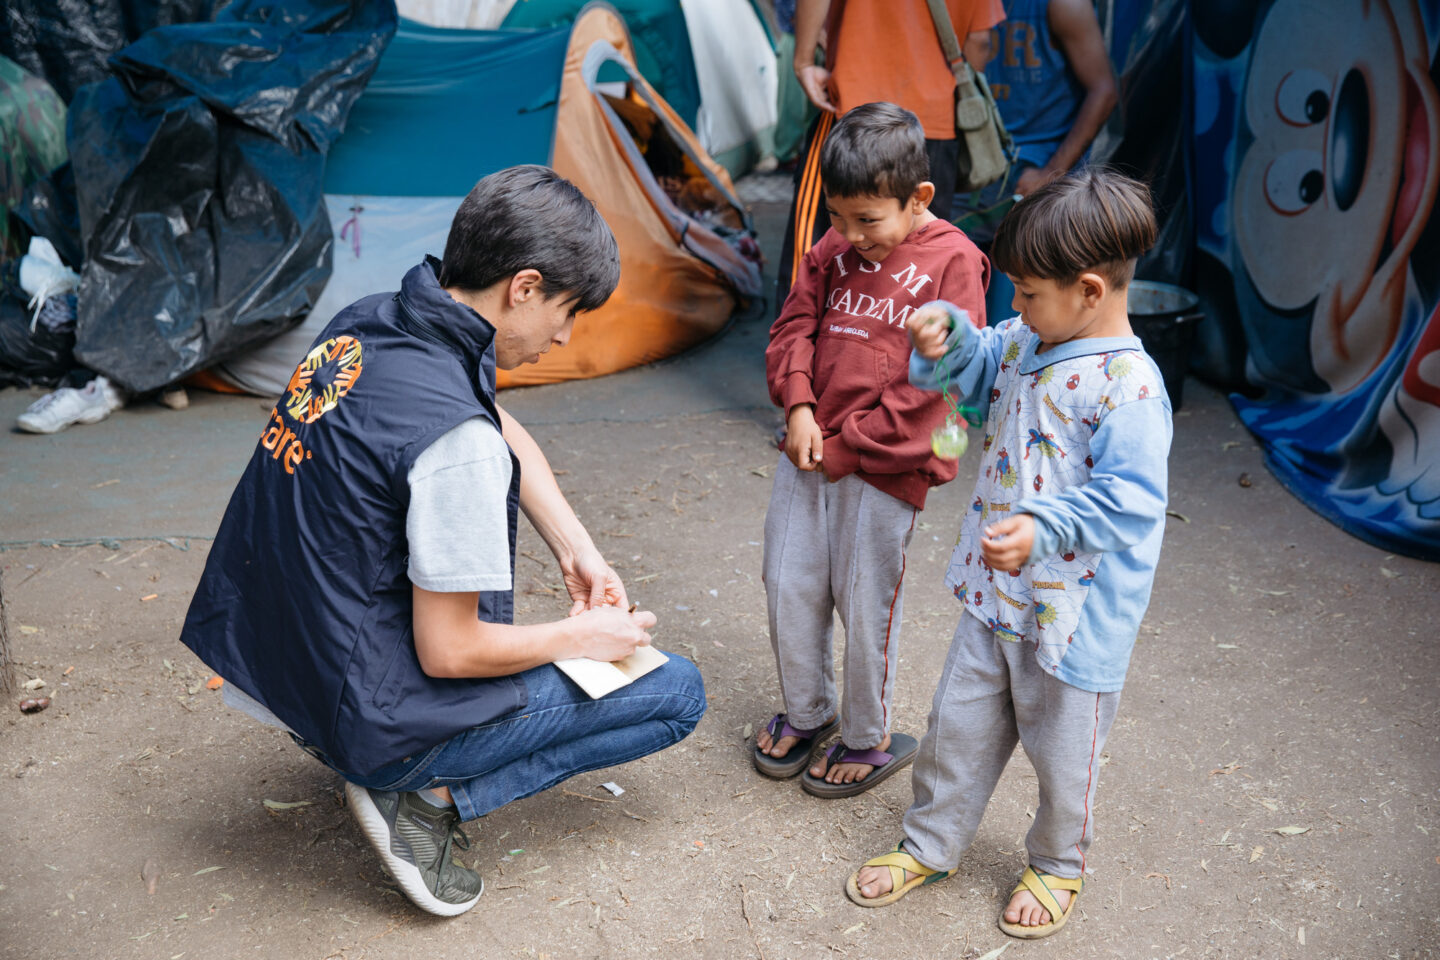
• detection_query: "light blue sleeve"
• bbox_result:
[908,302,1011,424]
[1022,399,1172,560]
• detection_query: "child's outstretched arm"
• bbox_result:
[1014,398,1172,562]
[906,301,1008,423]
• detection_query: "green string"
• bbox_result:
[935,318,981,429]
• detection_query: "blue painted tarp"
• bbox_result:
[1191,0,1440,559]
[323,18,567,197]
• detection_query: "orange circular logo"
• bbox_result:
[284,336,364,424]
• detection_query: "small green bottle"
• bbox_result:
[930,419,969,460]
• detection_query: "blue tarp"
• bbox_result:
[324,18,567,197]
[1190,0,1440,559]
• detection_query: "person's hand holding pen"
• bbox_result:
[569,600,655,662]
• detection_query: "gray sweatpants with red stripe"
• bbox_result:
[762,454,917,751]
[902,612,1121,879]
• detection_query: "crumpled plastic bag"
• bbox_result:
[66,0,396,393]
[0,292,74,388]
[0,0,219,104]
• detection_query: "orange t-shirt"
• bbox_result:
[826,0,1008,140]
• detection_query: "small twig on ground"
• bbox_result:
[739,883,767,960]
[115,541,160,565]
[867,791,900,815]
[0,568,12,695]
[561,788,621,804]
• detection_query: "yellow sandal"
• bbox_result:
[997,865,1083,938]
[844,844,949,907]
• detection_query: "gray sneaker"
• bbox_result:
[344,782,483,916]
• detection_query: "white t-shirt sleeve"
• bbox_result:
[405,417,515,593]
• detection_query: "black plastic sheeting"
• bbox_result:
[0,296,75,389]
[0,0,220,104]
[15,164,83,270]
[1091,0,1190,289]
[64,0,396,394]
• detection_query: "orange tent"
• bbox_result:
[503,5,762,386]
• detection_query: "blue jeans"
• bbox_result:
[342,653,706,822]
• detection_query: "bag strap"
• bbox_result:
[925,0,984,103]
[924,0,969,79]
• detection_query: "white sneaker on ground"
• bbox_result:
[16,377,126,434]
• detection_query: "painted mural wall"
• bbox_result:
[1192,0,1440,559]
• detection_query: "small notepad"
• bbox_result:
[554,645,669,699]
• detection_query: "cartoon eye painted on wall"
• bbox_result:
[1276,69,1331,125]
[1329,69,1368,212]
[1265,148,1325,213]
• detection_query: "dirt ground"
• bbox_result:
[2,179,1438,960]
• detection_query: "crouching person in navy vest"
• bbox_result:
[179,165,705,917]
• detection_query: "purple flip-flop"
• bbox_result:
[799,733,919,798]
[752,713,840,779]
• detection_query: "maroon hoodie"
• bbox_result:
[766,220,989,509]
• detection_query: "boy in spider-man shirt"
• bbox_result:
[846,169,1171,942]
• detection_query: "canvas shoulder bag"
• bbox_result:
[924,0,1015,192]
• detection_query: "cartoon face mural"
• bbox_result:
[1191,0,1440,557]
[1233,0,1440,395]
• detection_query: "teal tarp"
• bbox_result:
[323,19,567,197]
[502,0,700,127]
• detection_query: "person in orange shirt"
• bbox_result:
[777,0,1006,305]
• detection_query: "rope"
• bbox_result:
[936,318,981,429]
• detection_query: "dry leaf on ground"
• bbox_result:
[263,799,312,811]
[141,858,160,895]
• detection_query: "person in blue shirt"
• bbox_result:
[957,0,1118,322]
[844,169,1170,941]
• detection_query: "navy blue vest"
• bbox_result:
[181,258,526,775]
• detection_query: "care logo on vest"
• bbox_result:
[259,336,365,474]
[286,336,364,423]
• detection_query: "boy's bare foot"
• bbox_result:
[809,732,890,783]
[1003,884,1072,927]
[755,715,836,759]
[853,857,915,901]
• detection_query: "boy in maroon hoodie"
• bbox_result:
[753,102,989,797]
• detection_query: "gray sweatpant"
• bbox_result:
[762,454,918,750]
[902,612,1121,879]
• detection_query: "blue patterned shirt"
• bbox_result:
[911,307,1172,692]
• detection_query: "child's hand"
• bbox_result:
[980,514,1035,569]
[906,306,954,360]
[784,404,825,472]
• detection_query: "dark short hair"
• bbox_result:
[819,102,930,203]
[991,167,1157,289]
[440,165,620,313]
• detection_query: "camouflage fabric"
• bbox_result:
[0,56,67,263]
